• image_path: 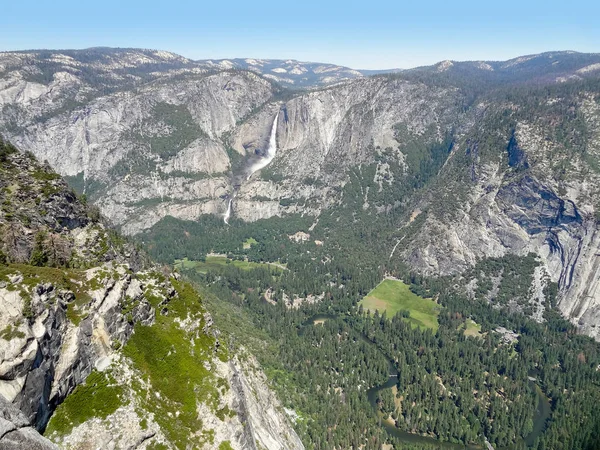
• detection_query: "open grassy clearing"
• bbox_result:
[174,256,284,274]
[360,279,440,331]
[462,318,483,337]
[242,237,258,249]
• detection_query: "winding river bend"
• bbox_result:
[303,314,551,449]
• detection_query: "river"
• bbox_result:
[302,314,551,449]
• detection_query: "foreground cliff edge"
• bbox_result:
[0,139,303,449]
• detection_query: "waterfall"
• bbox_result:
[224,198,233,225]
[225,111,279,224]
[247,111,279,179]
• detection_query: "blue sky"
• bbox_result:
[2,0,598,69]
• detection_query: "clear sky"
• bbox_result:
[2,0,598,69]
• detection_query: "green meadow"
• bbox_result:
[242,237,258,249]
[174,256,284,274]
[462,318,483,337]
[360,279,440,331]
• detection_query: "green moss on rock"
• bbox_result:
[45,370,124,436]
[123,280,222,449]
[0,323,26,340]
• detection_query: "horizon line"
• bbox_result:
[1,46,599,71]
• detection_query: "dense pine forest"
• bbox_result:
[137,205,600,450]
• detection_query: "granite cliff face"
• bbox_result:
[2,48,600,340]
[0,50,456,232]
[0,60,274,234]
[227,76,461,222]
[397,87,600,338]
[0,141,303,449]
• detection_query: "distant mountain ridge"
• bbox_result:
[2,47,599,90]
[195,57,402,87]
[0,47,400,88]
[401,51,600,89]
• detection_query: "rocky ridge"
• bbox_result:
[0,140,303,449]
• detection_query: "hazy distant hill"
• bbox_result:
[195,57,371,87]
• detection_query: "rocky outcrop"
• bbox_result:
[0,143,304,449]
[0,395,57,450]
[0,263,158,430]
[0,257,304,449]
[49,353,304,450]
[0,144,161,438]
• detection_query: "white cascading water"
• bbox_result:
[224,111,280,224]
[223,198,233,224]
[247,111,280,179]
